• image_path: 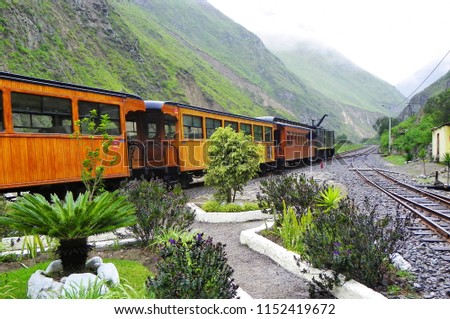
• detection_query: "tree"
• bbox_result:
[204,126,262,203]
[372,116,399,137]
[418,148,427,176]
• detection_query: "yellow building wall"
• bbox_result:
[432,125,450,161]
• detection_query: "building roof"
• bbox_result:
[432,122,450,131]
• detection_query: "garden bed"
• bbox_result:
[188,203,272,223]
[240,222,387,299]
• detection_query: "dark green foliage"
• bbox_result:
[423,89,450,126]
[373,116,400,137]
[301,199,409,288]
[380,115,433,156]
[147,233,238,299]
[257,173,326,224]
[120,178,195,245]
[0,196,15,238]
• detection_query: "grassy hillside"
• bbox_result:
[0,0,405,140]
[272,42,405,114]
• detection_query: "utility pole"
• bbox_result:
[388,116,392,155]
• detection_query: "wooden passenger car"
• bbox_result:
[126,101,277,186]
[258,116,315,168]
[0,72,145,194]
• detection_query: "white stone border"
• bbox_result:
[240,222,386,299]
[188,203,272,223]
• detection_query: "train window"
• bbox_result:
[164,114,177,139]
[78,101,121,135]
[183,114,203,139]
[126,120,138,140]
[264,127,272,142]
[224,121,238,131]
[0,91,3,131]
[11,92,72,133]
[147,121,157,139]
[253,125,263,141]
[206,118,222,138]
[240,123,251,136]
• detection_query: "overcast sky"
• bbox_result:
[207,0,450,85]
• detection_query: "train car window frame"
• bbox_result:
[253,125,263,141]
[164,114,177,140]
[0,90,3,132]
[11,92,73,134]
[183,114,203,139]
[147,121,158,139]
[264,127,272,142]
[125,119,138,140]
[206,118,222,138]
[240,123,251,136]
[224,120,238,132]
[78,101,121,136]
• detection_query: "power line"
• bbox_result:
[394,48,450,108]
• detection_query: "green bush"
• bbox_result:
[120,178,195,246]
[301,198,409,288]
[257,173,326,225]
[147,233,239,299]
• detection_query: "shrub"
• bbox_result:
[300,198,409,288]
[120,178,195,246]
[147,233,239,299]
[205,126,262,203]
[257,173,326,224]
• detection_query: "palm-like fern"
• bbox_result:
[0,191,136,273]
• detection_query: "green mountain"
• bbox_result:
[272,41,405,114]
[0,0,404,140]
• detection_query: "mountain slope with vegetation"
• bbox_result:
[0,0,404,140]
[272,42,405,115]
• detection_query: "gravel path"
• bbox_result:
[191,220,310,299]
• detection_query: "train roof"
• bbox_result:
[145,101,276,125]
[256,116,314,129]
[0,71,144,100]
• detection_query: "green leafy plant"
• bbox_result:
[300,198,409,288]
[257,173,326,225]
[120,178,195,246]
[205,126,262,203]
[442,152,450,186]
[72,109,116,200]
[20,234,52,259]
[147,233,239,299]
[315,186,343,212]
[0,191,136,274]
[150,228,199,249]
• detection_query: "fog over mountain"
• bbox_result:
[395,55,450,97]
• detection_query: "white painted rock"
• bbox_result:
[62,273,108,297]
[85,256,103,270]
[44,259,63,275]
[27,270,64,299]
[97,262,120,286]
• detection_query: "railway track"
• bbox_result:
[350,152,450,262]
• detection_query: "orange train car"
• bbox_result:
[125,101,277,186]
[0,72,145,194]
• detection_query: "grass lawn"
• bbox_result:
[0,258,151,299]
